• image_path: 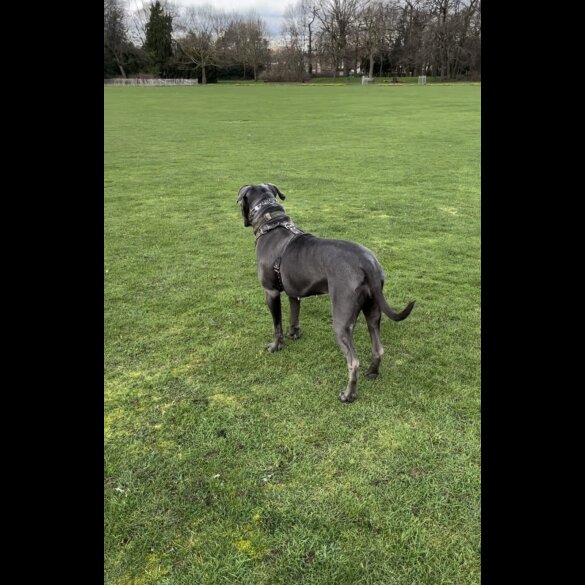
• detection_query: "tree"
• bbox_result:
[114,0,480,83]
[144,0,174,76]
[217,18,249,77]
[283,1,318,77]
[449,0,480,78]
[315,0,360,76]
[215,14,270,81]
[390,0,429,76]
[104,0,130,78]
[175,5,228,84]
[358,1,390,78]
[127,0,179,46]
[242,17,270,81]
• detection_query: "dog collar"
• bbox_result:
[253,210,285,235]
[249,198,279,221]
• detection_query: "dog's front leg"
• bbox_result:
[265,289,284,352]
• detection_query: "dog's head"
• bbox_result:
[237,183,286,227]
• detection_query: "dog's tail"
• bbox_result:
[374,289,415,321]
[367,267,415,321]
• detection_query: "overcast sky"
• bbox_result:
[170,0,292,37]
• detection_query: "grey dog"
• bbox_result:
[237,183,415,403]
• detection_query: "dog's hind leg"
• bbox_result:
[363,299,384,379]
[287,296,301,339]
[265,289,284,352]
[332,296,361,403]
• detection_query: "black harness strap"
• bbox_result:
[255,218,304,240]
[271,230,307,292]
[273,257,284,292]
[249,199,306,292]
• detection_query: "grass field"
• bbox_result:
[104,83,480,584]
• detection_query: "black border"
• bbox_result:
[18,5,104,581]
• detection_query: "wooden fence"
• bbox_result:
[104,78,198,86]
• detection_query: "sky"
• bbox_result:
[169,0,292,37]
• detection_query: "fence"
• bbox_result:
[418,75,427,85]
[104,78,198,86]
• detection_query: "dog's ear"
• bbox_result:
[237,185,250,204]
[267,183,286,200]
[237,185,251,226]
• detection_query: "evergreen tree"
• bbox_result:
[144,1,174,77]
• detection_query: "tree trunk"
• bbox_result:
[112,50,127,78]
[202,63,207,84]
[453,50,461,79]
[369,53,375,78]
[253,65,257,81]
[308,28,313,76]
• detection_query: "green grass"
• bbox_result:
[104,84,480,584]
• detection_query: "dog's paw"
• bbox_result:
[339,391,357,403]
[266,340,284,353]
[286,328,301,340]
[365,368,379,379]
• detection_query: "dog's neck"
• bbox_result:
[248,198,285,233]
[249,198,285,228]
[253,210,287,234]
[248,198,281,220]
[247,197,304,244]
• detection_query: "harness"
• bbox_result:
[250,197,305,292]
[250,197,304,241]
[273,256,285,292]
[255,218,303,240]
[270,229,306,292]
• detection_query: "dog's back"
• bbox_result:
[279,235,384,300]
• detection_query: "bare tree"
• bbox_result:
[358,1,389,78]
[283,1,319,76]
[315,0,360,77]
[215,14,270,80]
[450,0,480,78]
[429,0,454,78]
[242,15,270,81]
[376,1,401,76]
[127,0,151,46]
[305,2,319,76]
[418,0,480,78]
[175,4,228,84]
[216,16,248,75]
[391,0,431,76]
